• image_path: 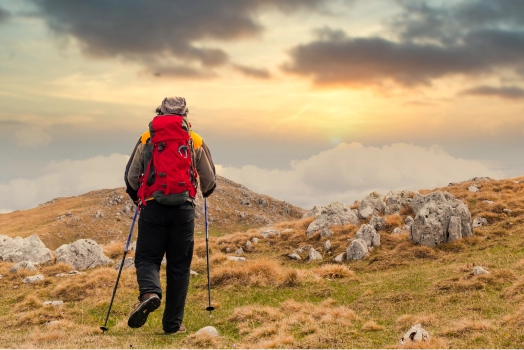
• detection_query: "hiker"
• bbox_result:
[124,97,216,334]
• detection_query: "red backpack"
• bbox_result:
[138,114,198,206]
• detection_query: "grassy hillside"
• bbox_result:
[0,176,524,348]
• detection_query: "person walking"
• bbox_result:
[124,96,216,334]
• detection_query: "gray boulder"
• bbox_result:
[355,224,380,248]
[369,215,386,231]
[468,186,479,193]
[333,252,345,263]
[306,201,359,235]
[261,230,280,238]
[288,253,301,260]
[384,190,414,214]
[392,228,403,235]
[346,239,368,260]
[23,274,44,284]
[324,240,331,251]
[399,324,430,345]
[235,247,244,255]
[114,257,134,270]
[308,248,323,261]
[302,205,323,219]
[227,256,246,262]
[43,301,64,307]
[410,192,473,247]
[473,217,488,228]
[473,266,490,275]
[9,261,37,273]
[196,326,220,337]
[54,239,113,270]
[411,191,447,214]
[0,235,52,264]
[358,192,386,219]
[320,227,333,237]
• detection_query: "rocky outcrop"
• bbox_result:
[410,191,473,247]
[55,239,113,270]
[384,190,414,214]
[302,205,323,219]
[0,235,52,264]
[306,201,359,235]
[9,261,37,273]
[346,239,368,260]
[369,215,385,231]
[358,192,386,219]
[355,224,380,248]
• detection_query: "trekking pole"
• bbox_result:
[100,205,140,333]
[204,197,215,317]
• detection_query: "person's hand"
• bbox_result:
[133,198,142,207]
[203,184,216,198]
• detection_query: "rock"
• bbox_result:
[410,191,473,247]
[399,324,430,344]
[0,235,52,264]
[227,256,246,262]
[473,266,490,275]
[324,240,331,251]
[235,248,244,255]
[369,215,386,231]
[308,248,323,261]
[333,252,345,263]
[43,301,64,307]
[288,253,301,260]
[23,274,45,284]
[473,217,488,228]
[245,241,252,250]
[282,228,293,233]
[392,228,403,235]
[302,205,323,219]
[9,261,37,273]
[252,237,259,244]
[503,208,512,214]
[257,198,269,207]
[468,186,479,192]
[128,241,137,251]
[346,239,368,260]
[93,210,104,219]
[56,270,82,277]
[54,239,113,270]
[355,224,380,248]
[320,227,333,237]
[261,230,280,238]
[306,202,359,235]
[358,191,386,219]
[482,200,495,205]
[405,216,414,225]
[114,257,134,270]
[294,246,311,255]
[384,190,414,214]
[190,270,198,276]
[0,274,2,279]
[196,326,220,337]
[402,224,411,232]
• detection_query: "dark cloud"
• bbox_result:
[232,64,270,79]
[283,1,524,89]
[461,86,524,100]
[0,6,10,23]
[31,0,326,77]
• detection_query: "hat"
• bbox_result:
[158,97,188,116]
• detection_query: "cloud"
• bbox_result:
[283,1,524,89]
[31,0,327,77]
[0,154,129,212]
[460,85,524,100]
[232,64,271,79]
[217,142,505,209]
[0,6,10,24]
[13,127,52,148]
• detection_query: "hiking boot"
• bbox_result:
[127,293,161,328]
[164,324,187,335]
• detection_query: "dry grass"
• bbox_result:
[312,264,357,279]
[441,319,494,337]
[211,259,282,287]
[361,320,385,331]
[384,214,403,232]
[396,314,437,331]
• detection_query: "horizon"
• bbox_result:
[1,0,523,213]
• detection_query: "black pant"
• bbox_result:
[134,200,195,333]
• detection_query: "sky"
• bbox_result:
[1,0,523,213]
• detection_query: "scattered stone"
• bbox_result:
[355,224,380,248]
[306,202,359,235]
[251,238,259,244]
[56,270,82,277]
[0,235,52,264]
[405,216,414,225]
[225,247,231,253]
[482,200,495,205]
[245,241,252,250]
[93,210,104,219]
[43,301,64,307]
[55,239,113,270]
[399,324,430,345]
[308,248,323,261]
[333,252,345,263]
[235,248,244,255]
[288,253,301,260]
[239,211,247,218]
[257,198,269,207]
[473,266,490,275]
[324,240,331,251]
[114,257,134,270]
[402,224,411,232]
[346,239,368,260]
[23,274,45,284]
[282,228,293,233]
[468,186,480,193]
[196,326,220,337]
[358,191,386,219]
[227,256,246,262]
[369,215,386,231]
[320,227,333,237]
[392,228,403,235]
[473,217,488,228]
[190,270,198,276]
[503,208,512,214]
[384,190,415,215]
[261,230,280,238]
[9,261,37,273]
